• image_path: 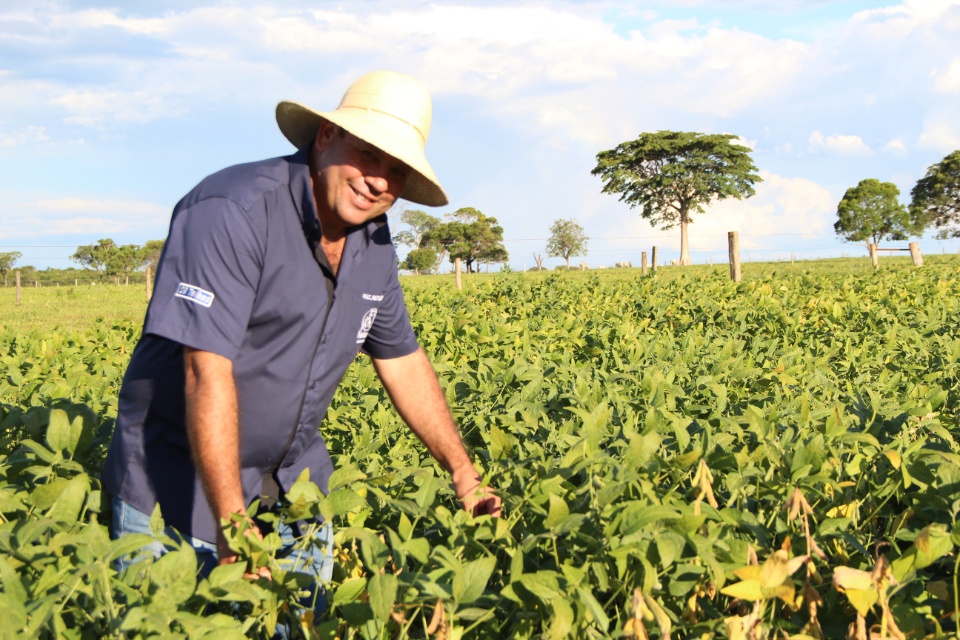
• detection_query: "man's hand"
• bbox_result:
[217,516,272,580]
[454,478,501,518]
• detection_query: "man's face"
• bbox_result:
[311,123,410,231]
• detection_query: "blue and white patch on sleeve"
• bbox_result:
[175,283,215,308]
[356,308,378,343]
[362,293,384,301]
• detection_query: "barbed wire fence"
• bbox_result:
[2,232,959,280]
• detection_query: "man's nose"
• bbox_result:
[366,174,389,195]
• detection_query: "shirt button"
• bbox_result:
[320,336,327,344]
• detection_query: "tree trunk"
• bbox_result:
[565,256,570,269]
[679,208,692,265]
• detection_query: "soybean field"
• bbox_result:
[2,259,960,639]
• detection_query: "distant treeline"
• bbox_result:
[7,266,154,287]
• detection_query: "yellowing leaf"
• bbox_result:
[721,578,765,601]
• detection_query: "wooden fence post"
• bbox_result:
[651,246,658,272]
[455,258,462,291]
[146,266,153,302]
[909,242,923,267]
[728,231,742,283]
[868,243,879,269]
[641,251,648,276]
[15,270,21,305]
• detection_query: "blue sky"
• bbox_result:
[2,0,959,270]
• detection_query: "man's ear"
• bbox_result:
[314,121,336,151]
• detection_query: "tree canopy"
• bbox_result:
[72,239,116,280]
[910,149,960,239]
[422,208,508,273]
[393,208,441,250]
[834,179,916,246]
[71,239,164,282]
[546,219,589,268]
[0,251,22,286]
[592,131,761,265]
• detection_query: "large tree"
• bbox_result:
[834,179,915,246]
[0,251,22,287]
[546,219,589,268]
[910,149,960,239]
[139,239,165,272]
[393,208,441,249]
[403,247,438,275]
[592,131,761,265]
[108,244,147,284]
[71,238,116,281]
[423,207,508,273]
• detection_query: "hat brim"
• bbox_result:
[276,101,448,207]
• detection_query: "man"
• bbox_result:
[102,71,500,599]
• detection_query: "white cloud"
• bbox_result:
[0,197,170,239]
[696,171,836,250]
[0,126,48,147]
[51,89,187,128]
[808,130,873,156]
[918,119,960,151]
[883,138,907,154]
[933,58,960,93]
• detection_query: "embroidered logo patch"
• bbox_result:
[175,283,215,308]
[362,293,384,301]
[356,308,378,343]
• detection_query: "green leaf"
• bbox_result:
[328,466,367,492]
[0,593,27,633]
[576,585,610,630]
[108,533,159,562]
[148,547,198,604]
[45,409,71,455]
[457,556,496,604]
[547,597,574,640]
[518,571,562,601]
[206,562,248,589]
[319,488,366,520]
[891,524,955,581]
[0,556,28,603]
[45,474,90,523]
[333,577,367,606]
[367,572,398,623]
[545,494,570,530]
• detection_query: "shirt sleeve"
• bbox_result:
[361,258,420,360]
[144,197,263,360]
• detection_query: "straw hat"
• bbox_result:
[276,71,448,207]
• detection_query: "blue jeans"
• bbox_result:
[111,497,335,636]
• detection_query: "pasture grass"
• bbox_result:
[2,253,957,333]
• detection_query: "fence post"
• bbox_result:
[15,270,21,305]
[455,257,462,291]
[641,251,648,276]
[728,231,742,283]
[869,243,879,269]
[909,242,923,267]
[146,266,153,302]
[651,246,658,272]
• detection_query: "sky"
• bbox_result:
[2,0,959,271]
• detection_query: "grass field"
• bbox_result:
[3,254,954,333]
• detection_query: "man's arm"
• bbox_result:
[372,348,501,517]
[183,347,260,565]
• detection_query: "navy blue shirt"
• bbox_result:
[102,147,420,543]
